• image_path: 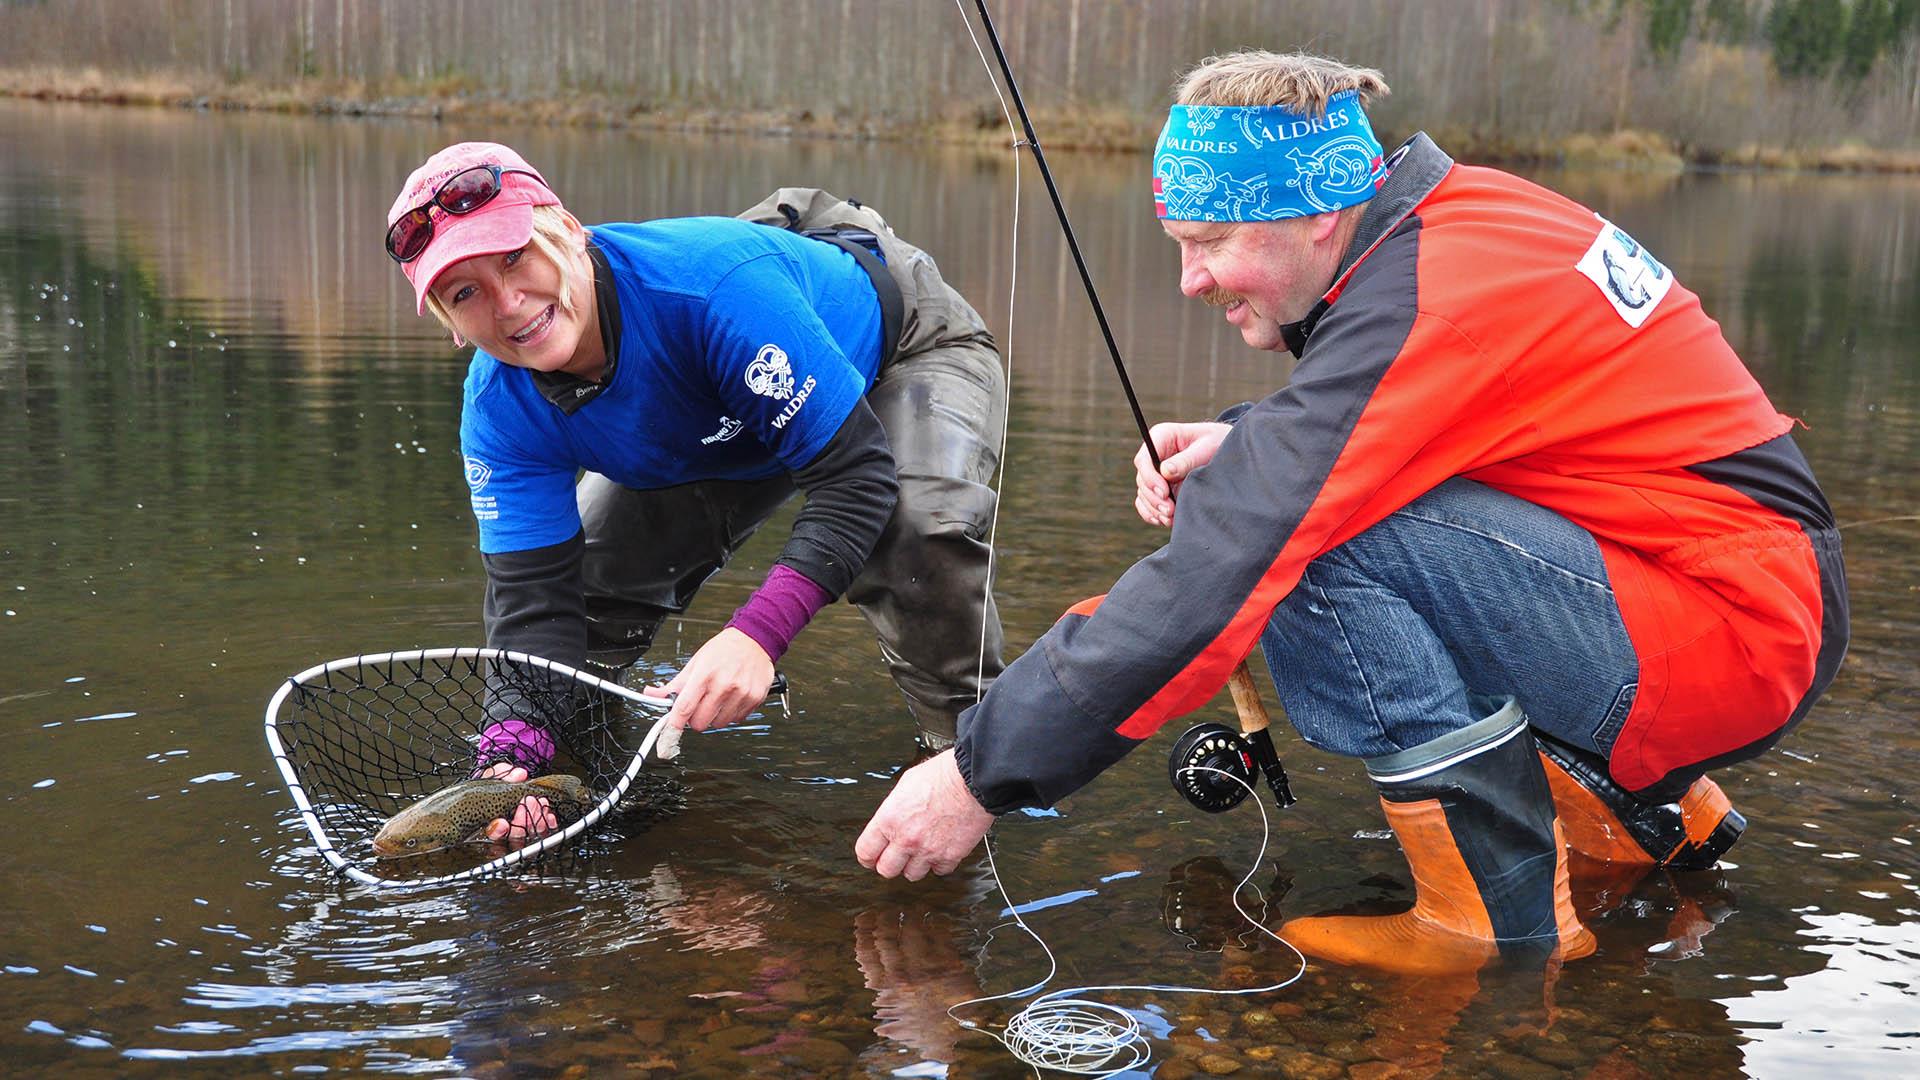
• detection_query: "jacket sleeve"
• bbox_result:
[778,398,898,598]
[480,532,589,726]
[956,245,1529,813]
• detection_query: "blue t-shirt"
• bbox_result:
[460,218,885,554]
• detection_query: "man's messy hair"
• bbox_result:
[424,204,582,346]
[1174,50,1390,115]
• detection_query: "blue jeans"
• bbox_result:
[1261,478,1639,761]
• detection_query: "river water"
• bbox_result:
[0,99,1914,1078]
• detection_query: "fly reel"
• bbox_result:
[1167,668,1298,814]
[1168,723,1259,813]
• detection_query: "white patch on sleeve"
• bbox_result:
[1575,216,1674,328]
[464,456,498,521]
[744,344,795,400]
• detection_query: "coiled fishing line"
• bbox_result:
[948,766,1307,1078]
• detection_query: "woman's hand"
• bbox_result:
[647,627,776,733]
[474,762,560,843]
[1133,421,1231,527]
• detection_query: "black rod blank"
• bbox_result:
[970,0,1162,472]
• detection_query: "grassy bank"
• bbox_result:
[6,67,1919,174]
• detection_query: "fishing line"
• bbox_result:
[948,8,1305,1075]
[949,766,1306,1078]
[955,0,1022,695]
[960,0,1164,471]
[1837,513,1920,530]
[940,8,1305,1068]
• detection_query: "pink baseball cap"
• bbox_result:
[387,141,561,314]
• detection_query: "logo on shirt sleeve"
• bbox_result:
[464,456,493,492]
[744,342,816,432]
[1576,217,1673,328]
[464,456,498,521]
[700,416,745,445]
[745,344,796,400]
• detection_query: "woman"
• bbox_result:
[387,142,1007,840]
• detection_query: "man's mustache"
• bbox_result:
[1201,287,1243,308]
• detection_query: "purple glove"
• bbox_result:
[474,719,556,774]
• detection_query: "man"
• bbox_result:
[856,51,1847,975]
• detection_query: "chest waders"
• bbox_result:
[579,189,1008,751]
[745,189,1010,749]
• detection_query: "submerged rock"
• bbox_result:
[1196,1052,1246,1075]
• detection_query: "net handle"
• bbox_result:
[264,647,675,890]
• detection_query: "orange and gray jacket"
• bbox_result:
[955,133,1848,812]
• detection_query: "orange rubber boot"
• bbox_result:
[1280,698,1595,976]
[1536,735,1745,870]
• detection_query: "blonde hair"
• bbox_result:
[1174,50,1390,115]
[423,204,584,342]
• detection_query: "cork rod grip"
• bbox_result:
[1226,663,1272,736]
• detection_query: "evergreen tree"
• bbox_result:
[1645,0,1696,58]
[1703,0,1756,41]
[1767,0,1848,78]
[1891,0,1920,36]
[1841,0,1895,80]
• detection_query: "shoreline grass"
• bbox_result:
[5,69,1918,175]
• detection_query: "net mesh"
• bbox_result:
[267,650,669,883]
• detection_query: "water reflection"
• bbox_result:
[1729,912,1920,1071]
[1,98,1916,1076]
[852,904,981,1068]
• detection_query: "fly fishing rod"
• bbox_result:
[969,0,1294,815]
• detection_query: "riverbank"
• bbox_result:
[6,67,1919,174]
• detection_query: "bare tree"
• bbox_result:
[0,0,1913,157]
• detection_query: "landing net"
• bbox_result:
[264,648,677,889]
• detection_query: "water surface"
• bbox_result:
[0,99,1915,1077]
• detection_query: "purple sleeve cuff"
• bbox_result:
[725,563,833,663]
[475,719,556,773]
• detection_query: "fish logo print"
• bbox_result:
[1285,136,1383,214]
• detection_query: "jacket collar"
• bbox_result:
[1278,132,1454,357]
[532,238,621,414]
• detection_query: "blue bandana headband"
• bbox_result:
[1153,90,1387,221]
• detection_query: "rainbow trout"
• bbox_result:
[371,774,594,858]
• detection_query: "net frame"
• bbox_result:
[264,647,675,889]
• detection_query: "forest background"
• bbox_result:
[2,0,1918,169]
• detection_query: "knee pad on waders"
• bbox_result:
[583,607,669,671]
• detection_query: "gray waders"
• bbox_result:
[579,188,1008,750]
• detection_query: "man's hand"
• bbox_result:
[646,626,775,734]
[856,749,995,880]
[1134,421,1231,527]
[474,762,560,843]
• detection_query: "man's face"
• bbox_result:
[1162,216,1336,352]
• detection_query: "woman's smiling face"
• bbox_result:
[431,225,603,381]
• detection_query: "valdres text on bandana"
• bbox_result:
[1153,90,1388,222]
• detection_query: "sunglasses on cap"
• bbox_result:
[385,164,548,264]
